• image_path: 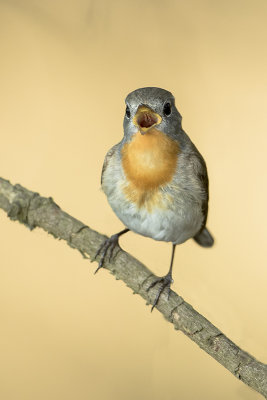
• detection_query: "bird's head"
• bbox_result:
[123,87,182,140]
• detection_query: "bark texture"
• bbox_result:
[0,177,266,398]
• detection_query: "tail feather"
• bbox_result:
[193,227,214,248]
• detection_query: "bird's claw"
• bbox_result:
[146,273,174,311]
[93,234,121,273]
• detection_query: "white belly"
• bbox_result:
[107,194,202,245]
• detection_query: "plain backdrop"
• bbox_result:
[0,1,266,399]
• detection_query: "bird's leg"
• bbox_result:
[93,228,129,273]
[147,244,176,311]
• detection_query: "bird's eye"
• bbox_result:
[163,102,172,116]
[125,105,131,119]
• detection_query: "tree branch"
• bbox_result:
[0,177,266,398]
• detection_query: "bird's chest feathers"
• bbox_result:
[122,129,179,188]
[121,129,179,209]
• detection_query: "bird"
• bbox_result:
[94,87,214,310]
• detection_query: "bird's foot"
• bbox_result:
[93,234,121,273]
[146,272,174,311]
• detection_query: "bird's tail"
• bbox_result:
[193,227,214,248]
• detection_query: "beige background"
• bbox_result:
[0,1,266,399]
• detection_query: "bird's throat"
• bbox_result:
[121,129,179,190]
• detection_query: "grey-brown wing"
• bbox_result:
[189,147,214,247]
[101,143,119,186]
[195,152,209,228]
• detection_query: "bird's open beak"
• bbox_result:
[133,105,162,134]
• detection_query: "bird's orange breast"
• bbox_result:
[121,129,179,209]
